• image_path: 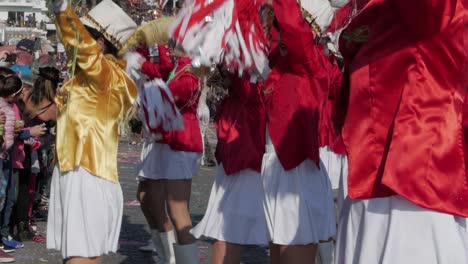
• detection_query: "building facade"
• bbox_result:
[0,0,49,44]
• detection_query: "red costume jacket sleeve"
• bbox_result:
[393,0,458,37]
[272,0,319,67]
[141,61,173,81]
[140,44,174,81]
[169,72,199,108]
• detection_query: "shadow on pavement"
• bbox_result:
[114,215,157,264]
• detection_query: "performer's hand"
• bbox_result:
[124,51,145,71]
[123,51,146,78]
[49,0,68,13]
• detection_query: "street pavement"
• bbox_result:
[12,127,270,264]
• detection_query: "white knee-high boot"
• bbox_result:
[157,230,177,264]
[173,243,200,264]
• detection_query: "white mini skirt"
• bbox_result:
[335,195,468,264]
[47,166,123,259]
[262,143,336,245]
[191,166,270,245]
[138,141,201,180]
[192,134,336,246]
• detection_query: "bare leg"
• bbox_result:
[166,179,195,245]
[277,244,317,264]
[149,180,173,232]
[65,256,102,264]
[270,243,281,264]
[211,240,243,264]
[137,180,158,229]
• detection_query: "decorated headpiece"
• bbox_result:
[80,0,137,51]
[119,16,175,55]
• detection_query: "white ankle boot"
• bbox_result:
[173,243,200,264]
[157,230,177,264]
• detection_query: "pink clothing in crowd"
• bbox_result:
[0,98,16,159]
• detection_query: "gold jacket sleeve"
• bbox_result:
[55,6,113,90]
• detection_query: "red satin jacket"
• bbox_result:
[264,0,331,170]
[215,73,266,175]
[141,57,203,153]
[318,54,345,154]
[141,44,173,81]
[337,0,468,216]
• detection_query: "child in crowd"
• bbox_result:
[0,74,23,262]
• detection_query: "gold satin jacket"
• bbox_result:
[54,6,137,183]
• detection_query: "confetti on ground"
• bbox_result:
[117,151,141,164]
[125,200,141,206]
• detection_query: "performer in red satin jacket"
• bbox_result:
[257,0,337,261]
[335,1,468,263]
[132,43,203,262]
[140,43,174,81]
[139,46,203,153]
[190,70,269,263]
[214,73,266,175]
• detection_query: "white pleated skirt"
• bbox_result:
[192,135,336,245]
[191,166,270,244]
[335,195,468,264]
[262,143,336,245]
[319,147,347,190]
[47,166,123,259]
[138,141,201,180]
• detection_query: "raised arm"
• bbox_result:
[53,5,113,89]
[272,0,319,64]
[141,61,174,81]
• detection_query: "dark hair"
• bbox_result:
[0,76,5,89]
[175,0,184,9]
[28,67,60,107]
[85,26,119,56]
[0,67,16,77]
[0,75,22,97]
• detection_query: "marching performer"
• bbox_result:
[136,43,179,264]
[170,0,344,262]
[259,0,338,262]
[127,42,203,263]
[334,0,468,263]
[46,0,137,263]
[190,69,268,263]
[133,42,176,256]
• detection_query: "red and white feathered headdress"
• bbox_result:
[169,0,355,75]
[170,0,269,76]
